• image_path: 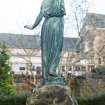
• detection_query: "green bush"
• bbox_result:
[92,66,105,75]
[0,92,30,105]
[0,43,16,95]
[0,92,105,105]
[77,93,105,105]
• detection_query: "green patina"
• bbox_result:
[25,0,66,85]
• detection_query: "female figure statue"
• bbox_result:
[24,0,66,85]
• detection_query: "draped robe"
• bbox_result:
[34,0,66,84]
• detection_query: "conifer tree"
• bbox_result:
[0,43,16,95]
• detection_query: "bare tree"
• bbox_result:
[9,33,41,86]
[70,0,88,54]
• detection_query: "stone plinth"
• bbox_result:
[27,85,73,105]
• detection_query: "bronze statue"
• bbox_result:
[24,0,66,85]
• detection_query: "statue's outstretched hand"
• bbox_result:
[24,25,33,30]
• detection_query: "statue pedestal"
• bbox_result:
[45,76,65,85]
[27,85,73,105]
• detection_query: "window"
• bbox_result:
[19,67,25,70]
[69,67,72,71]
[62,66,65,72]
[32,65,35,71]
[98,58,101,64]
[85,41,89,52]
[36,66,41,74]
[103,56,105,61]
[75,66,80,71]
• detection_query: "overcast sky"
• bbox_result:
[0,0,104,37]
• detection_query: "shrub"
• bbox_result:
[77,93,105,105]
[0,92,29,105]
[92,66,105,75]
[0,43,16,95]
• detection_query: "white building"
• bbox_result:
[0,33,78,76]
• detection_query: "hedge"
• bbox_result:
[92,66,105,76]
[0,92,105,105]
[0,92,30,105]
[77,93,105,105]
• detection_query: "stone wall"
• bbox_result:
[79,78,105,97]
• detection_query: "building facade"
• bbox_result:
[80,13,105,70]
[0,33,78,77]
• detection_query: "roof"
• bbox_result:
[0,33,78,50]
[63,37,78,50]
[84,13,105,28]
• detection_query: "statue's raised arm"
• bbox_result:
[24,11,43,30]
